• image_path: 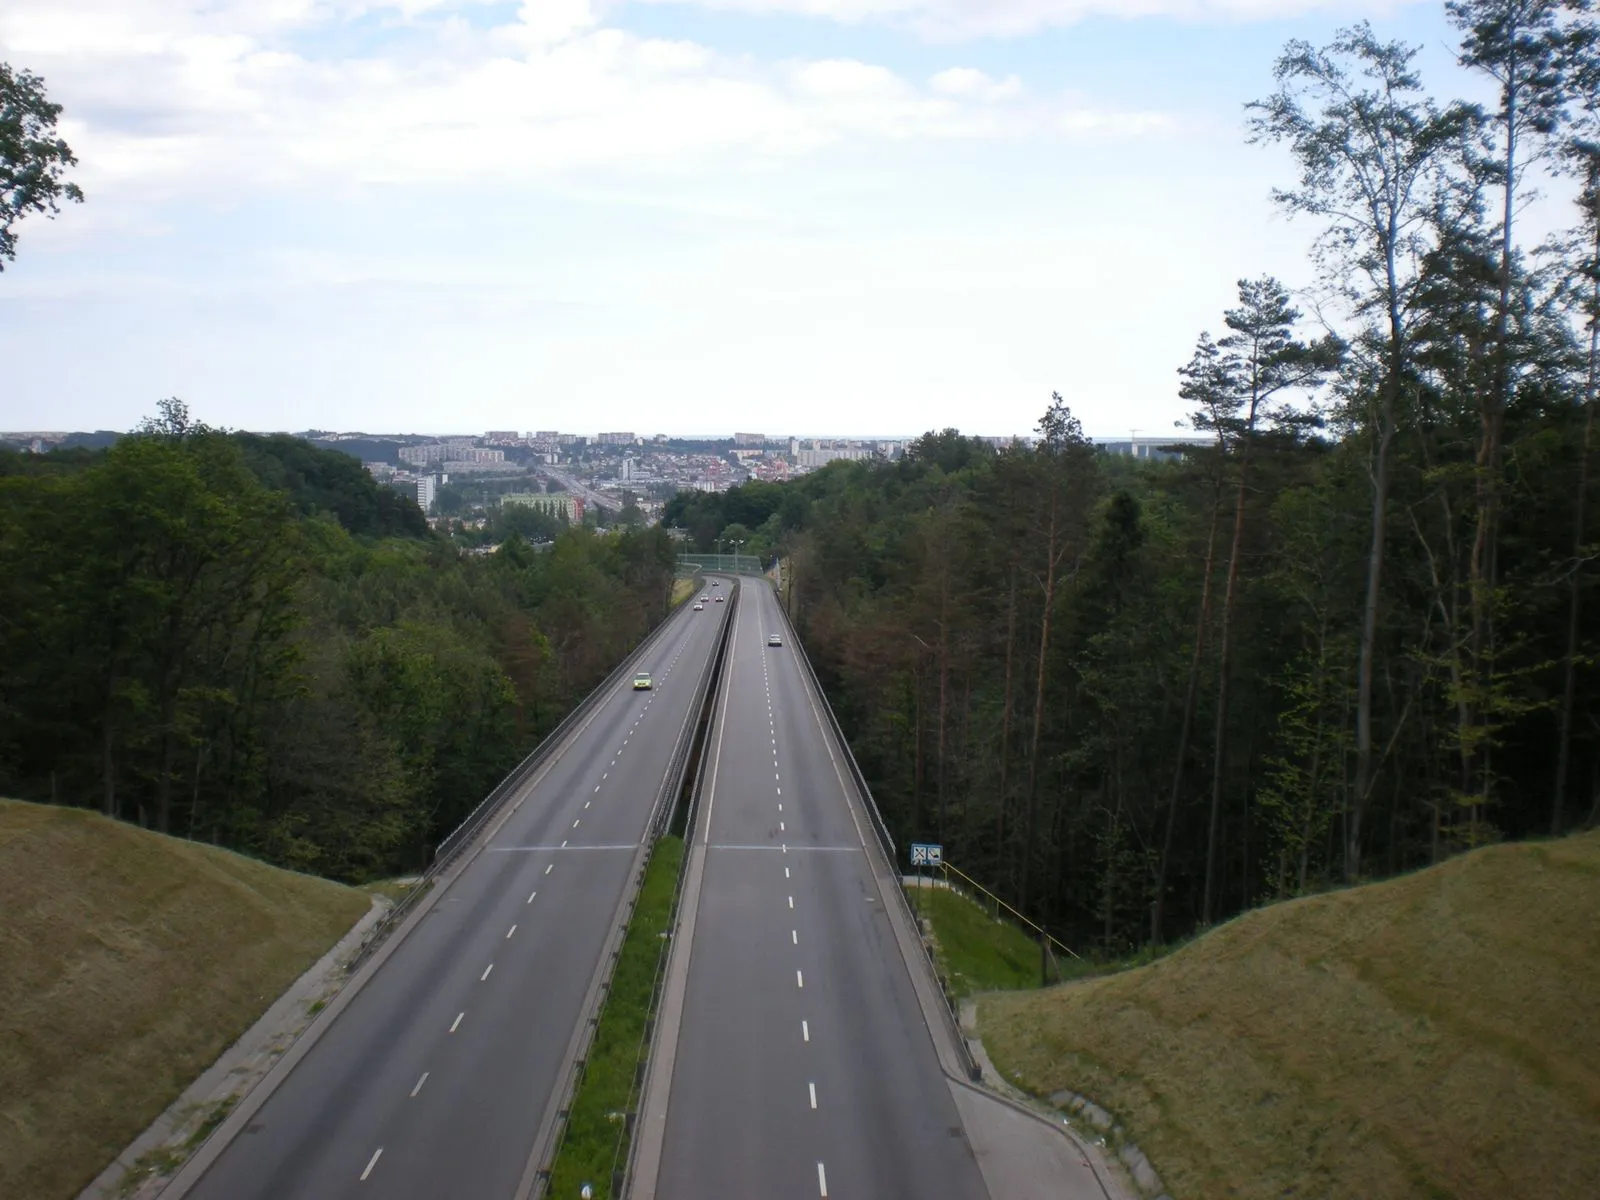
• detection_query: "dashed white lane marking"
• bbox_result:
[585,800,591,809]
[809,1082,817,1109]
[802,1019,809,1042]
[777,788,782,796]
[788,895,794,908]
[785,866,790,879]
[527,890,537,903]
[780,822,785,832]
[449,1012,464,1033]
[481,963,494,981]
[573,818,581,828]
[792,929,798,945]
[561,839,568,848]
[594,785,601,793]
[602,773,608,780]
[410,1072,429,1097]
[778,804,783,812]
[506,925,517,938]
[545,864,553,875]
[360,1148,383,1181]
[797,969,804,988]
[818,1162,829,1197]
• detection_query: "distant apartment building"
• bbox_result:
[502,492,583,521]
[400,439,484,466]
[385,473,438,513]
[1093,435,1212,462]
[597,431,637,446]
[794,440,875,470]
[734,432,765,447]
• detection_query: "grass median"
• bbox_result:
[545,835,685,1199]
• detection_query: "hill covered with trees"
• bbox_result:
[670,3,1600,951]
[0,403,678,881]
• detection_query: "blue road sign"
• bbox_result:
[910,842,943,867]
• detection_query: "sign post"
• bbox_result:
[909,843,943,917]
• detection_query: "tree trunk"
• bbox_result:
[1152,461,1225,942]
[1203,413,1259,925]
[1021,484,1060,914]
[1555,174,1600,834]
[1351,232,1405,884]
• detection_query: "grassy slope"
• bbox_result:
[907,884,1044,997]
[980,831,1600,1200]
[0,798,369,1200]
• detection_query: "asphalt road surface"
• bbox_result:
[185,586,729,1200]
[654,580,989,1200]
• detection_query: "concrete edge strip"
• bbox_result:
[152,603,696,1200]
[625,577,743,1199]
[944,1075,1118,1200]
[515,587,735,1199]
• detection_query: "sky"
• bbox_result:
[0,0,1525,439]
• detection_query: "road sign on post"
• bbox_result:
[909,843,942,867]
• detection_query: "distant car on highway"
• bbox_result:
[693,602,704,611]
[714,594,724,603]
[633,671,653,690]
[699,595,709,602]
[711,580,720,587]
[767,633,782,647]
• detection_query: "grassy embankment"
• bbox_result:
[0,798,369,1200]
[670,578,697,607]
[545,836,685,1199]
[906,882,1043,996]
[979,831,1600,1200]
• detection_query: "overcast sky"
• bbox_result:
[0,1,1497,439]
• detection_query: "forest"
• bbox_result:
[0,402,679,881]
[667,3,1600,951]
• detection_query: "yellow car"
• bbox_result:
[632,671,653,690]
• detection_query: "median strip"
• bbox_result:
[542,836,685,1199]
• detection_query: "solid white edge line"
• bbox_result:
[360,1147,383,1181]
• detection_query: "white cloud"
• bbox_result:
[930,67,1021,101]
[0,0,1172,205]
[628,0,1427,39]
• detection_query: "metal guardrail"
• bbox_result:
[347,576,705,975]
[772,588,983,1083]
[534,581,739,1198]
[607,581,740,1195]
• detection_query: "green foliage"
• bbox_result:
[0,60,83,268]
[0,422,677,882]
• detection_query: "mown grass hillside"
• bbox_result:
[0,798,370,1200]
[980,831,1600,1200]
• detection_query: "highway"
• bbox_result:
[182,583,730,1200]
[651,580,990,1199]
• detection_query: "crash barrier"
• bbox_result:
[775,588,985,1084]
[347,576,706,975]
[534,581,740,1197]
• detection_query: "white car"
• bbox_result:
[693,602,704,611]
[632,671,653,690]
[699,595,709,602]
[714,594,724,603]
[767,633,783,647]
